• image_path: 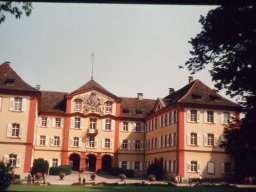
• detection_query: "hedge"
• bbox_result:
[49,165,72,175]
[109,167,134,178]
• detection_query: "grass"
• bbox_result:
[7,185,256,192]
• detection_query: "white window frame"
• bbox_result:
[74,117,81,129]
[122,122,128,132]
[122,139,128,149]
[74,99,82,111]
[105,118,111,131]
[40,135,46,146]
[105,101,112,113]
[105,138,110,148]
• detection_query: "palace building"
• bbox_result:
[0,62,240,179]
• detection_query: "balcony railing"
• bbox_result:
[87,128,98,136]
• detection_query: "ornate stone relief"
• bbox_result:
[75,91,113,115]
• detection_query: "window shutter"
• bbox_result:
[128,140,131,150]
[95,139,98,148]
[3,155,9,164]
[47,118,51,128]
[220,113,225,125]
[203,134,207,146]
[213,112,217,124]
[128,122,132,132]
[133,123,136,132]
[197,111,200,123]
[166,161,169,172]
[204,111,207,123]
[6,124,12,137]
[21,98,26,112]
[141,141,144,150]
[36,136,40,145]
[158,137,161,148]
[170,134,174,146]
[127,162,130,169]
[50,137,54,146]
[48,159,52,167]
[132,140,135,150]
[70,137,74,147]
[110,139,113,149]
[120,140,123,149]
[70,117,74,128]
[119,161,122,168]
[80,118,84,129]
[0,97,2,111]
[51,118,56,128]
[214,135,218,146]
[46,136,49,146]
[170,161,174,172]
[101,139,104,148]
[186,133,190,145]
[197,133,201,146]
[140,162,143,171]
[86,138,89,148]
[79,137,82,148]
[59,137,62,147]
[221,163,225,174]
[120,122,123,130]
[16,155,21,168]
[19,125,23,138]
[111,120,115,131]
[187,161,191,172]
[131,162,135,170]
[171,112,174,124]
[141,123,144,132]
[187,109,191,122]
[9,97,14,111]
[167,135,169,147]
[60,118,64,128]
[38,117,42,126]
[101,119,105,130]
[197,161,201,172]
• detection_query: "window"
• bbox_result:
[151,138,154,149]
[122,122,128,132]
[207,111,214,123]
[190,161,198,172]
[55,118,61,128]
[73,137,79,147]
[105,101,112,113]
[105,139,110,148]
[169,112,173,124]
[74,99,82,111]
[74,117,81,129]
[90,118,96,129]
[173,133,177,146]
[224,162,232,174]
[134,123,141,132]
[154,138,157,149]
[173,111,177,123]
[160,136,163,148]
[122,140,128,149]
[165,135,168,147]
[190,110,197,122]
[155,118,158,129]
[135,161,140,170]
[105,118,111,130]
[165,114,168,126]
[12,123,20,137]
[135,140,141,150]
[121,161,127,170]
[40,135,46,146]
[14,97,22,111]
[52,159,58,167]
[9,154,17,167]
[161,116,164,127]
[208,134,214,146]
[89,137,95,148]
[42,117,47,127]
[191,133,197,145]
[207,162,215,174]
[223,112,230,124]
[53,136,60,146]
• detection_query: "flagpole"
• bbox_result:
[91,52,94,80]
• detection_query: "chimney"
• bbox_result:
[188,76,193,83]
[169,88,174,94]
[137,93,143,100]
[35,85,40,90]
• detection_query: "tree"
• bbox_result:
[0,2,32,24]
[185,5,256,181]
[0,162,12,192]
[31,158,49,176]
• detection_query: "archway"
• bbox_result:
[86,154,96,172]
[101,154,112,171]
[69,153,80,171]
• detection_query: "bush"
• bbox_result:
[31,158,49,176]
[49,165,72,175]
[147,163,164,180]
[109,167,134,178]
[0,162,12,192]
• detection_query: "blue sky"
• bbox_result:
[0,3,218,99]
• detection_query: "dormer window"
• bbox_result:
[209,94,221,100]
[105,101,112,113]
[192,93,202,99]
[74,99,82,111]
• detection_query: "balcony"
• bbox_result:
[87,128,98,136]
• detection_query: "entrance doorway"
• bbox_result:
[86,154,96,172]
[101,155,112,171]
[69,153,80,171]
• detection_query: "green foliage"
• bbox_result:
[109,167,134,178]
[0,162,12,192]
[147,163,164,180]
[49,165,72,175]
[31,158,49,175]
[0,2,32,24]
[186,5,256,180]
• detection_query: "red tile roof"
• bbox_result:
[0,62,39,93]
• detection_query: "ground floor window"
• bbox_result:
[121,161,127,170]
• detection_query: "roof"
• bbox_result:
[70,79,119,99]
[0,62,39,93]
[120,97,156,119]
[40,91,67,114]
[163,79,239,108]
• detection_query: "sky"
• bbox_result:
[0,3,219,99]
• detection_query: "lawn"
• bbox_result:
[7,185,256,192]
